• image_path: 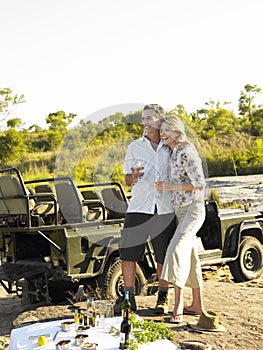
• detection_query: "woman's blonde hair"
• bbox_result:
[162,115,187,141]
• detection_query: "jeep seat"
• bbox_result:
[101,187,128,219]
[55,180,89,224]
[0,175,42,227]
[81,190,106,220]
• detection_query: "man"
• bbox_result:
[119,104,176,314]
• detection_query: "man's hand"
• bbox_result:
[131,166,144,180]
[125,166,144,186]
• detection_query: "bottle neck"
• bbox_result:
[124,308,130,320]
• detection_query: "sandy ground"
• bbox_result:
[1,174,263,349]
[1,266,262,350]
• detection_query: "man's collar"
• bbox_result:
[142,133,160,143]
[141,134,166,148]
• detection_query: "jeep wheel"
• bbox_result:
[98,258,147,299]
[229,236,263,282]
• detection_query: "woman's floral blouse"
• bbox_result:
[168,141,206,209]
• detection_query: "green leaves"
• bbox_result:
[126,316,175,350]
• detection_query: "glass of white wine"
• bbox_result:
[155,173,163,198]
[134,159,145,181]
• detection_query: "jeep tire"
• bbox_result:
[229,236,263,282]
[98,257,147,299]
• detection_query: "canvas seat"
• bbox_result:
[35,184,55,202]
[0,175,42,227]
[55,180,89,224]
[33,184,59,220]
[81,190,106,220]
[101,187,128,219]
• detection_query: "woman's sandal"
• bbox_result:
[170,313,184,324]
[183,307,199,316]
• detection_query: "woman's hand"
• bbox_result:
[155,181,172,192]
[155,181,195,192]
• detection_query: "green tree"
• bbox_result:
[123,110,142,125]
[250,108,263,136]
[196,100,237,139]
[0,128,26,165]
[46,110,76,135]
[238,83,261,118]
[168,104,191,124]
[246,139,263,166]
[0,86,25,123]
[46,129,64,150]
[7,118,23,129]
[79,120,98,140]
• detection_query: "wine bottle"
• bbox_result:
[74,309,79,325]
[121,291,131,319]
[83,312,87,326]
[78,309,84,326]
[119,308,131,349]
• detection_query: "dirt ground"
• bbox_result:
[1,266,262,350]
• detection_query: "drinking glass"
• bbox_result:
[93,300,100,316]
[86,297,94,313]
[105,303,114,318]
[134,159,145,181]
[99,302,107,318]
[155,174,163,198]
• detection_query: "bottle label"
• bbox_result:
[120,332,125,344]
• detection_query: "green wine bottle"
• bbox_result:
[119,308,131,349]
[78,309,84,326]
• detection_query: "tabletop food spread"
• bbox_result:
[9,317,179,350]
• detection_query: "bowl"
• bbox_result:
[56,339,71,350]
[75,334,89,346]
[81,342,98,350]
[61,321,75,332]
[77,325,90,334]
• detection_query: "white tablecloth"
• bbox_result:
[9,317,177,350]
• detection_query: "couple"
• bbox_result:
[119,104,206,323]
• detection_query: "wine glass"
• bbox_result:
[155,173,163,197]
[86,297,94,313]
[134,159,145,181]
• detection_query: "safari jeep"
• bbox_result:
[0,167,262,305]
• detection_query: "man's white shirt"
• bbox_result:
[123,136,173,215]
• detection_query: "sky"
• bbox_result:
[1,0,263,128]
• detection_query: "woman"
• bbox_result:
[155,115,206,323]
